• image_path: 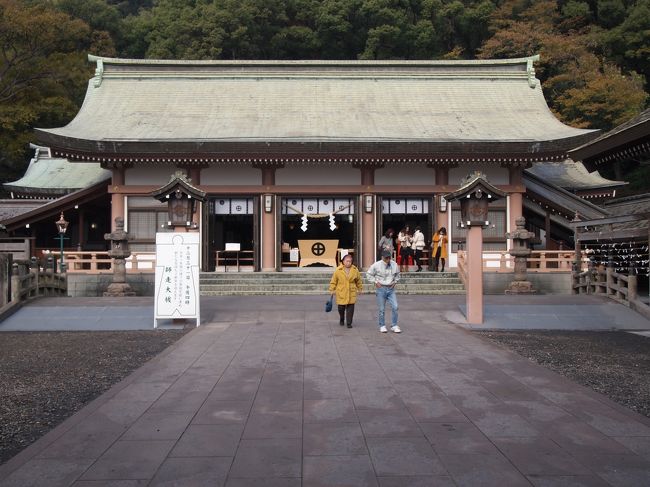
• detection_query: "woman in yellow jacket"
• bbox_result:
[432,226,448,272]
[328,253,363,328]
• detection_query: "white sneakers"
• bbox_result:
[380,325,402,333]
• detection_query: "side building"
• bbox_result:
[27,55,596,272]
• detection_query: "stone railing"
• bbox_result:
[39,250,156,273]
[0,259,67,321]
[573,264,650,319]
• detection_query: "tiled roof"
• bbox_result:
[0,199,49,222]
[569,109,650,166]
[602,193,650,233]
[36,55,596,156]
[3,146,110,197]
[525,160,625,191]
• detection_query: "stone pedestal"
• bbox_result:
[104,282,136,297]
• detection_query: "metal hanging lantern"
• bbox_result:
[151,171,206,229]
[444,171,506,227]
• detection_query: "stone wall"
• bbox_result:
[483,272,573,295]
[67,273,155,297]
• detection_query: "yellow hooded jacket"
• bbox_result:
[432,232,448,259]
[328,264,363,305]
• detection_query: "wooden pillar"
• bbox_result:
[361,195,375,269]
[508,167,523,239]
[434,166,449,231]
[111,167,125,231]
[188,166,201,185]
[262,166,275,186]
[262,195,276,271]
[544,210,552,249]
[359,167,375,270]
[253,164,282,272]
[77,209,84,250]
[466,225,484,324]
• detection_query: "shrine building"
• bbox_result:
[27,55,597,272]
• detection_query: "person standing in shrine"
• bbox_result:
[432,227,448,272]
[412,226,425,272]
[328,253,363,328]
[378,228,395,260]
[397,226,413,272]
[367,250,401,333]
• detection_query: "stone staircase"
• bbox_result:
[200,271,465,296]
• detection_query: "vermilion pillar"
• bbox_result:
[188,166,201,184]
[261,166,277,271]
[434,166,449,232]
[111,167,125,231]
[362,195,375,269]
[262,196,276,271]
[466,226,484,324]
[360,167,375,270]
[508,166,523,239]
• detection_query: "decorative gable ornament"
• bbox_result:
[444,171,507,227]
[150,171,207,229]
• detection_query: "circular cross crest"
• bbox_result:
[311,242,326,256]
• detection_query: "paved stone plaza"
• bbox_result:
[1,295,650,486]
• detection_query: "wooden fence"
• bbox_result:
[573,264,650,319]
[0,237,32,260]
[478,250,584,272]
[38,250,156,273]
[457,250,584,283]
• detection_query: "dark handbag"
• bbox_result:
[325,295,333,313]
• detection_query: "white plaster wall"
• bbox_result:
[125,165,176,185]
[375,165,435,185]
[276,166,360,185]
[449,164,509,185]
[201,165,262,185]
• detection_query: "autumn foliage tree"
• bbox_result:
[478,0,647,131]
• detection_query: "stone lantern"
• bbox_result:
[104,216,136,296]
[445,172,506,324]
[505,216,536,294]
[150,171,206,229]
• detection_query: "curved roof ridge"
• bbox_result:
[88,54,540,68]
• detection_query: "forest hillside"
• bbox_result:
[1,0,648,186]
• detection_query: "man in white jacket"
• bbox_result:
[412,226,425,272]
[366,249,401,333]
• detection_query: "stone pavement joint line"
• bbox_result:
[1,295,649,486]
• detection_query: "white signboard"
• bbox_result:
[290,248,300,262]
[154,232,200,328]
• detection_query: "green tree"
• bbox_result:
[602,0,650,84]
[314,0,365,59]
[0,0,92,183]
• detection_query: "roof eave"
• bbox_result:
[1,182,108,231]
[569,121,650,163]
[37,131,599,161]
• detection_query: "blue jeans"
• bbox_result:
[376,286,398,328]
